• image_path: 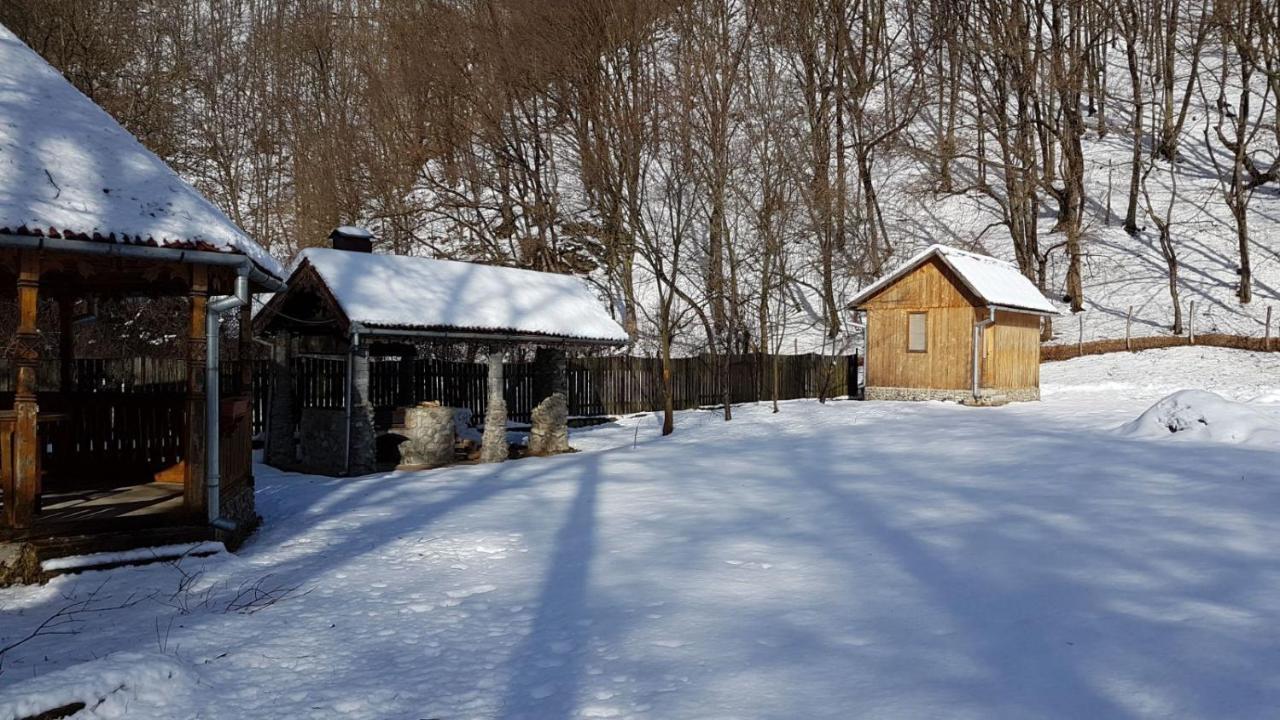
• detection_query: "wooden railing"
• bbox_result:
[219,397,254,501]
[0,413,13,523]
[40,392,187,490]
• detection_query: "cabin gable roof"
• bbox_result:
[849,245,1058,315]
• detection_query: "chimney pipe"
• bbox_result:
[330,226,373,253]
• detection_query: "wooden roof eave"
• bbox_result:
[0,230,285,293]
[349,322,628,349]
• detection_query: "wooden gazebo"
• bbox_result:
[0,25,285,578]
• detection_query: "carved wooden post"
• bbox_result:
[237,301,254,504]
[8,251,41,528]
[184,266,209,517]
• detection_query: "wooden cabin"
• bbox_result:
[0,25,285,583]
[253,233,628,476]
[848,245,1058,404]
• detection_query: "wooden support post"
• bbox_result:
[1125,305,1133,352]
[1188,301,1196,344]
[1266,306,1272,350]
[7,252,41,528]
[184,266,209,517]
[1077,313,1084,358]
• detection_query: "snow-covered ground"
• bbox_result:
[2,347,1279,719]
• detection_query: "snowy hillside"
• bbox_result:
[2,347,1278,719]
[877,53,1280,346]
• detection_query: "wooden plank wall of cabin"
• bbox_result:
[981,310,1042,389]
[861,258,977,390]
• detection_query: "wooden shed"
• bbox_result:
[848,245,1058,404]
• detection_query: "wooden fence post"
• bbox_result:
[1077,313,1084,357]
[1188,301,1196,344]
[1266,306,1272,350]
[1125,305,1133,351]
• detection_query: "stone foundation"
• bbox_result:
[297,407,375,476]
[865,386,1040,404]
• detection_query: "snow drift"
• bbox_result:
[1118,389,1280,447]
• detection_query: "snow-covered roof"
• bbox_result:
[295,248,629,344]
[848,244,1058,314]
[333,226,372,239]
[0,24,284,281]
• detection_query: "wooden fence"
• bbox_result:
[1042,333,1279,361]
[289,352,858,428]
[2,353,858,439]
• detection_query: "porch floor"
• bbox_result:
[1,482,188,541]
[40,482,185,525]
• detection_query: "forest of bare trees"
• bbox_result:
[3,0,1279,426]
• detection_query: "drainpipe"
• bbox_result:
[205,267,250,531]
[344,329,360,475]
[971,307,996,400]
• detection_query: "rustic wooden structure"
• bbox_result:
[0,25,285,581]
[848,245,1057,404]
[0,243,282,544]
[254,234,628,476]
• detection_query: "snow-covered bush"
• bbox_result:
[1118,389,1280,447]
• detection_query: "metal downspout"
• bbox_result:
[206,268,250,531]
[344,330,359,476]
[971,307,996,400]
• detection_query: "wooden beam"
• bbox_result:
[183,265,208,517]
[7,251,40,528]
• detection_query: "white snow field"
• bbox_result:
[2,347,1279,719]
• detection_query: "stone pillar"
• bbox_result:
[397,404,456,468]
[265,332,297,468]
[529,347,570,456]
[347,343,377,475]
[529,393,570,456]
[183,266,209,518]
[479,351,508,463]
[6,251,40,528]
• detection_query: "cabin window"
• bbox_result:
[907,312,928,352]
